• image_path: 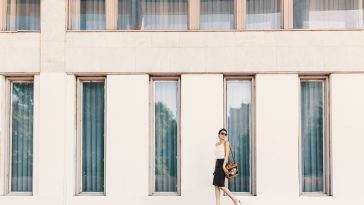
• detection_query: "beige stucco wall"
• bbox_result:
[2,31,364,73]
[64,31,364,73]
[1,0,364,204]
[0,33,40,73]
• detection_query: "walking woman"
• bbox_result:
[213,128,242,205]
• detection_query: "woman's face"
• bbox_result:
[218,131,227,141]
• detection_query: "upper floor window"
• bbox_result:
[200,0,234,30]
[6,0,40,31]
[70,0,106,30]
[246,0,281,29]
[294,0,364,29]
[67,0,364,30]
[117,0,188,30]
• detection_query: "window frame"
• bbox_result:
[298,75,332,196]
[223,76,256,196]
[75,76,107,196]
[149,76,181,196]
[4,77,35,196]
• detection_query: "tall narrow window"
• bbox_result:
[246,0,281,29]
[117,0,188,30]
[70,0,106,30]
[293,0,364,29]
[300,78,330,194]
[200,0,234,29]
[151,78,180,195]
[6,0,40,31]
[9,80,34,193]
[77,79,105,194]
[225,78,253,193]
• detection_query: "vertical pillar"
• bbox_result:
[255,74,299,196]
[358,0,363,28]
[41,0,66,72]
[0,0,5,30]
[189,0,200,30]
[236,0,245,30]
[181,74,223,203]
[283,0,293,29]
[106,75,149,197]
[106,0,118,30]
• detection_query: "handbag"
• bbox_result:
[223,143,239,179]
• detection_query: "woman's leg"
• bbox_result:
[219,187,239,205]
[214,186,221,205]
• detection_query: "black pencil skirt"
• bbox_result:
[212,159,225,187]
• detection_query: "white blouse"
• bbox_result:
[214,143,225,159]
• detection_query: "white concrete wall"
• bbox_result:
[0,74,363,204]
[0,33,40,72]
[255,74,299,201]
[181,74,223,204]
[331,74,364,204]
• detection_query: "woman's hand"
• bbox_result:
[223,166,228,175]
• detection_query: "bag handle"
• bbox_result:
[224,141,236,163]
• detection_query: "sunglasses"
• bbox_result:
[220,132,227,136]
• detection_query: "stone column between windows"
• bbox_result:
[0,0,5,30]
[359,0,363,28]
[236,0,244,30]
[189,0,199,30]
[40,0,66,72]
[283,0,293,29]
[106,0,118,30]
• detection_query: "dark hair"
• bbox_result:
[218,128,227,134]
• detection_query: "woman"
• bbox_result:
[213,128,242,205]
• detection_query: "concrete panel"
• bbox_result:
[0,33,40,73]
[105,75,149,198]
[40,0,66,72]
[255,74,299,198]
[181,74,224,204]
[65,31,364,73]
[331,74,364,203]
[38,73,67,204]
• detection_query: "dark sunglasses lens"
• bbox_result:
[221,133,227,136]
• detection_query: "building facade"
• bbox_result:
[1,0,364,205]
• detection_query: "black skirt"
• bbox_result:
[212,159,225,187]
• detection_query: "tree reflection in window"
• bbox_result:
[11,82,34,192]
[154,80,178,192]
